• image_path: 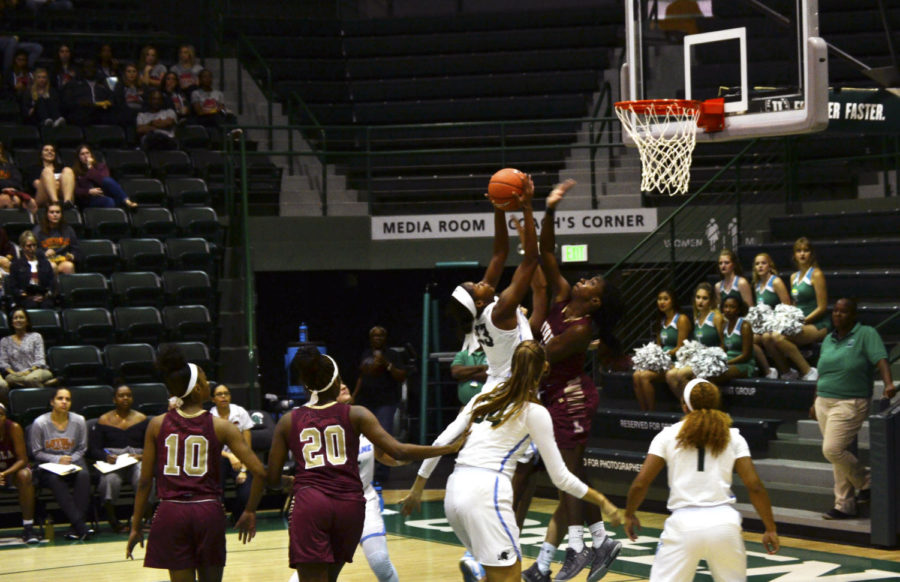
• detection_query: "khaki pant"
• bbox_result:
[814,396,870,513]
[1,368,54,388]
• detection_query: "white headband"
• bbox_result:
[307,355,339,406]
[169,363,200,409]
[452,285,477,317]
[683,378,707,412]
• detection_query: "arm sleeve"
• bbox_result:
[0,337,10,372]
[88,421,106,460]
[65,225,79,260]
[417,400,475,479]
[31,334,47,368]
[731,429,751,459]
[69,415,87,464]
[30,417,59,463]
[525,406,589,499]
[235,407,254,431]
[863,327,888,365]
[451,350,467,367]
[647,428,670,460]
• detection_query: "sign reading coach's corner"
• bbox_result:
[371,209,658,240]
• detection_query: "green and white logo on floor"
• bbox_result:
[385,502,900,581]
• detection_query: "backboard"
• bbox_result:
[621,0,829,143]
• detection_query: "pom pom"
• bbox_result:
[674,340,705,369]
[746,304,774,334]
[632,342,672,373]
[771,304,805,336]
[690,346,729,377]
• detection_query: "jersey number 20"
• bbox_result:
[162,434,209,477]
[300,425,348,469]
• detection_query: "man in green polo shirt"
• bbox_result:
[813,298,897,520]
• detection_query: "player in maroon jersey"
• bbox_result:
[518,181,624,582]
[126,347,266,582]
[263,345,466,582]
[0,402,38,543]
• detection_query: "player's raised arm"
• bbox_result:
[540,179,577,303]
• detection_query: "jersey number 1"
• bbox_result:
[300,426,348,469]
[163,434,209,477]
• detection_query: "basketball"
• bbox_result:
[488,168,527,211]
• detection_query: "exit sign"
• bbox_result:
[561,244,588,263]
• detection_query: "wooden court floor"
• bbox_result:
[1,492,899,581]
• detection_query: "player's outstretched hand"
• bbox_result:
[624,513,641,541]
[762,530,780,554]
[125,526,144,559]
[399,489,422,517]
[235,511,257,544]
[547,179,576,210]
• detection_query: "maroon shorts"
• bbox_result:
[289,486,365,568]
[145,499,227,570]
[542,374,600,449]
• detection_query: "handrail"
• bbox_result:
[236,33,274,148]
[603,139,759,278]
[286,92,328,212]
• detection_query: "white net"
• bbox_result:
[615,101,701,196]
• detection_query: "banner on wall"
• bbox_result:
[371,208,658,240]
[760,88,900,133]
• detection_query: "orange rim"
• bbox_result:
[614,99,702,116]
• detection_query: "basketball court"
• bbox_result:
[1,492,898,581]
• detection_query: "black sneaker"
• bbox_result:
[587,537,622,581]
[856,488,871,504]
[822,508,857,520]
[22,526,40,544]
[553,547,593,581]
[522,561,552,582]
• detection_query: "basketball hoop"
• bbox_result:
[615,99,724,196]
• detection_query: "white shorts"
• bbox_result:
[360,486,385,543]
[444,466,520,567]
[650,505,745,582]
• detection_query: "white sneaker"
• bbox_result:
[781,369,799,380]
[802,367,819,381]
[764,369,778,379]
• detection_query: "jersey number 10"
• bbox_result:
[163,433,210,477]
[300,425,348,469]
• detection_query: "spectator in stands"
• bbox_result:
[32,143,76,207]
[33,201,77,274]
[708,296,756,384]
[763,237,829,381]
[71,144,138,209]
[633,287,691,411]
[138,45,166,90]
[352,325,407,484]
[51,43,77,89]
[161,71,190,121]
[25,0,73,13]
[191,69,237,128]
[60,59,115,127]
[21,67,65,127]
[8,49,32,98]
[136,89,178,151]
[170,44,202,93]
[113,62,145,128]
[96,43,119,84]
[209,383,254,523]
[89,384,150,533]
[812,298,896,519]
[665,282,723,400]
[28,387,93,540]
[8,231,56,308]
[714,249,753,309]
[0,35,41,79]
[0,401,40,543]
[753,252,791,379]
[451,345,487,406]
[0,307,54,393]
[0,140,37,215]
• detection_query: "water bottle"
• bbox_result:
[45,517,54,542]
[299,322,308,343]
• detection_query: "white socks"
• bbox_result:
[589,520,607,546]
[537,541,557,574]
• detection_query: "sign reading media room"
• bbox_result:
[371,209,657,240]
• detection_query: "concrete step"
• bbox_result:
[752,458,834,488]
[768,436,871,465]
[733,481,835,514]
[734,503,871,535]
[797,419,871,446]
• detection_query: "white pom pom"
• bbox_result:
[747,304,774,334]
[771,304,805,335]
[633,342,672,373]
[692,346,729,377]
[674,340,704,369]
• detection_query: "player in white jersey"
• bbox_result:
[447,174,538,396]
[624,379,780,582]
[402,340,622,581]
